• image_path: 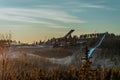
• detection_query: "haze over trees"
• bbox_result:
[0,32,120,80]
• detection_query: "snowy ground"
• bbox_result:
[1,47,83,66]
[0,47,119,68]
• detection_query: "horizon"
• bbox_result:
[0,0,120,43]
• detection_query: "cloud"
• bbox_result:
[0,24,68,29]
[0,7,86,29]
[62,1,113,10]
[80,4,106,9]
[0,8,85,23]
[0,1,114,29]
[78,3,113,10]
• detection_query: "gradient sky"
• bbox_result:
[0,0,120,43]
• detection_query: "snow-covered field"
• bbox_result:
[3,47,83,66]
[1,47,119,69]
[0,47,81,67]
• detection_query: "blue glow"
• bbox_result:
[88,48,95,57]
[88,32,108,58]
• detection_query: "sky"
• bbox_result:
[0,0,120,43]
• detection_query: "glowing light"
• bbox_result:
[88,32,108,58]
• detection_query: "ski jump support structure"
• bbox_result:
[52,29,75,47]
[63,29,75,39]
[88,32,108,58]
